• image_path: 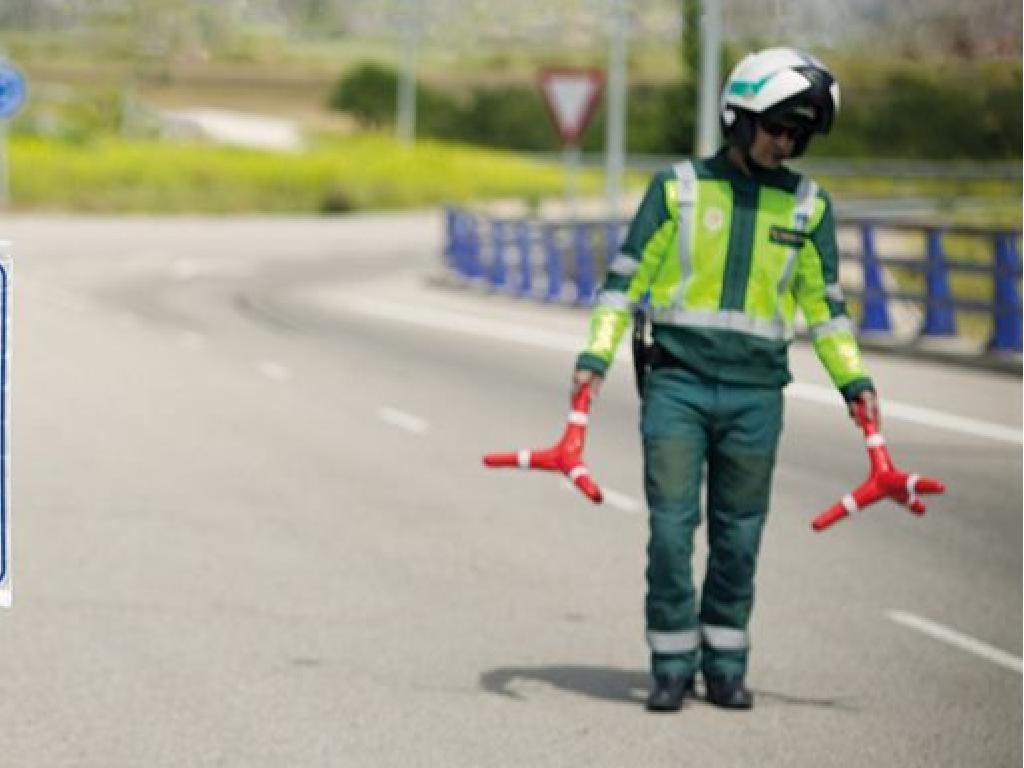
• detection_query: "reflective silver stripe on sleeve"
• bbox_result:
[866,434,885,448]
[647,628,701,653]
[701,624,748,650]
[826,283,845,302]
[673,160,697,304]
[648,307,791,341]
[842,494,858,513]
[907,474,920,495]
[810,316,855,340]
[608,252,640,277]
[775,176,819,326]
[517,450,531,469]
[596,289,632,311]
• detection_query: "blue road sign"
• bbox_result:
[0,63,26,120]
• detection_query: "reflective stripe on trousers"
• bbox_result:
[647,628,700,653]
[701,624,748,650]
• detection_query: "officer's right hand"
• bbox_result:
[571,369,604,402]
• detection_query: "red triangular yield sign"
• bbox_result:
[538,67,605,145]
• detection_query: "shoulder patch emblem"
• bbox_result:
[703,207,725,232]
[769,225,809,247]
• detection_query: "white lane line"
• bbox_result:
[344,298,1021,445]
[560,481,642,514]
[887,610,1023,674]
[602,487,644,514]
[258,360,292,382]
[787,383,1022,445]
[377,407,429,435]
[346,297,581,353]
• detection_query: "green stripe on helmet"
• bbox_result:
[727,73,774,98]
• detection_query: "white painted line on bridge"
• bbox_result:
[377,407,429,435]
[345,298,1022,445]
[258,360,292,382]
[887,610,1023,674]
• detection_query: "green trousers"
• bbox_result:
[641,366,783,680]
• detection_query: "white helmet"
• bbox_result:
[720,47,840,157]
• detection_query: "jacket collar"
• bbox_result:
[704,147,796,191]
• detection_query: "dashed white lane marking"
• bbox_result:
[560,481,642,514]
[887,610,1023,674]
[377,407,429,435]
[258,360,292,382]
[345,298,1022,445]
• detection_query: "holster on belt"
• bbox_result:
[631,308,653,396]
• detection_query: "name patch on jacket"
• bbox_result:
[769,226,809,247]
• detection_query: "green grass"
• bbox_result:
[10,133,608,214]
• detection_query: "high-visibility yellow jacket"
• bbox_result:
[576,149,873,400]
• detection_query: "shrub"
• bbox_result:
[327,60,1021,160]
[327,62,401,127]
[328,62,462,135]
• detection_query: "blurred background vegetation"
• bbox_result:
[0,0,1020,216]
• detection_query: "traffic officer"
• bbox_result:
[572,48,879,712]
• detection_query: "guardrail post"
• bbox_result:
[516,220,532,297]
[989,233,1023,353]
[466,214,483,280]
[449,209,471,279]
[489,220,507,291]
[543,224,563,302]
[858,224,892,334]
[443,206,456,272]
[922,228,957,336]
[605,221,622,267]
[573,223,597,305]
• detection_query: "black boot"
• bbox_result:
[704,676,754,710]
[645,675,694,712]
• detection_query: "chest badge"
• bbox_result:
[769,225,809,247]
[703,207,725,232]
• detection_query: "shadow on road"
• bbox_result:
[480,665,649,705]
[480,665,858,711]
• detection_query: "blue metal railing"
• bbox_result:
[442,206,1023,354]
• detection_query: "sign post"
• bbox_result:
[0,59,27,208]
[538,68,604,218]
[0,241,10,608]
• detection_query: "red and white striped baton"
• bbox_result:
[482,384,603,503]
[811,402,946,531]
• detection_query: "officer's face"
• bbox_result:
[749,119,804,168]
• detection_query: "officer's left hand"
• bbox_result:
[848,390,880,427]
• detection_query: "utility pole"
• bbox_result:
[604,0,628,215]
[396,0,420,145]
[696,0,722,158]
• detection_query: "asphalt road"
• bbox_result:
[1,213,1020,767]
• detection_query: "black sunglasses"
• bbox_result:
[759,119,809,140]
